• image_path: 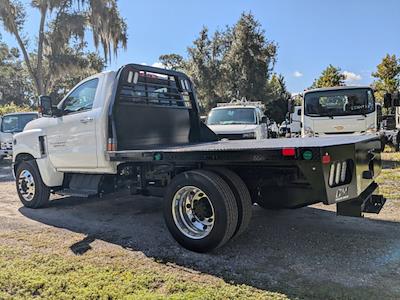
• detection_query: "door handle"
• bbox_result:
[80,117,94,124]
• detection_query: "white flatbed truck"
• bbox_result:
[13,64,385,252]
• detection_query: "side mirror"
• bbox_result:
[38,95,53,117]
[383,93,392,108]
[261,116,268,124]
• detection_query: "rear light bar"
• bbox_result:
[328,159,353,187]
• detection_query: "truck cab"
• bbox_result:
[302,86,377,137]
[0,112,38,158]
[206,100,268,140]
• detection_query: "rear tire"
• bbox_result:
[205,167,252,238]
[15,160,50,208]
[164,170,238,252]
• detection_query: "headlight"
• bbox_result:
[0,142,6,150]
[242,132,256,139]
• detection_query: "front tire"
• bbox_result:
[164,170,238,252]
[16,160,50,208]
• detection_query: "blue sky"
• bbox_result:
[1,0,400,93]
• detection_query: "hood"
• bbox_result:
[207,124,258,135]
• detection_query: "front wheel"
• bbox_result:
[16,160,50,208]
[163,170,238,253]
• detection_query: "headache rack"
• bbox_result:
[118,68,192,108]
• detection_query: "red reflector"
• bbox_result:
[282,148,296,157]
[322,153,331,164]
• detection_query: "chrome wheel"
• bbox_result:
[172,186,215,239]
[18,169,36,201]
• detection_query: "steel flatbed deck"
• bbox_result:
[108,135,380,162]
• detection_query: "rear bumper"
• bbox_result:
[320,136,382,205]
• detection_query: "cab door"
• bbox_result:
[46,78,99,170]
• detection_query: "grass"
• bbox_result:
[378,152,400,201]
[0,243,287,300]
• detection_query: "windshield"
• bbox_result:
[207,108,256,125]
[304,88,375,117]
[1,114,38,133]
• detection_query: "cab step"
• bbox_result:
[56,174,103,198]
[56,188,97,198]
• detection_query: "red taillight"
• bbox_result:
[322,153,331,164]
[282,148,296,157]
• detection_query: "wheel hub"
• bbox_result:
[18,169,36,201]
[172,186,215,239]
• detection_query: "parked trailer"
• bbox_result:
[13,64,385,252]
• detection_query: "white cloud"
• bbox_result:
[343,71,362,82]
[293,71,303,78]
[152,62,165,69]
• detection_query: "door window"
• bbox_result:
[61,79,99,114]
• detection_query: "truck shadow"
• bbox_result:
[19,194,400,298]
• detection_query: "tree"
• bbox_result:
[185,27,226,112]
[159,54,185,71]
[0,0,127,96]
[265,74,291,123]
[311,64,346,88]
[222,12,276,102]
[372,54,400,102]
[0,37,30,105]
[158,13,277,113]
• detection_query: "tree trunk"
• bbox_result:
[36,5,47,96]
[13,30,41,96]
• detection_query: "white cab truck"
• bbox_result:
[206,100,269,140]
[0,112,38,159]
[13,64,385,253]
[302,86,378,137]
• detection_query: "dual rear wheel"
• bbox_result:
[163,168,252,253]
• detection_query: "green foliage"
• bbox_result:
[0,246,287,300]
[0,0,126,96]
[222,13,276,103]
[0,102,32,116]
[372,54,400,102]
[160,12,278,114]
[159,54,186,71]
[0,38,30,105]
[265,74,291,123]
[186,27,225,112]
[311,64,346,88]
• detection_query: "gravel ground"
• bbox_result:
[1,157,400,299]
